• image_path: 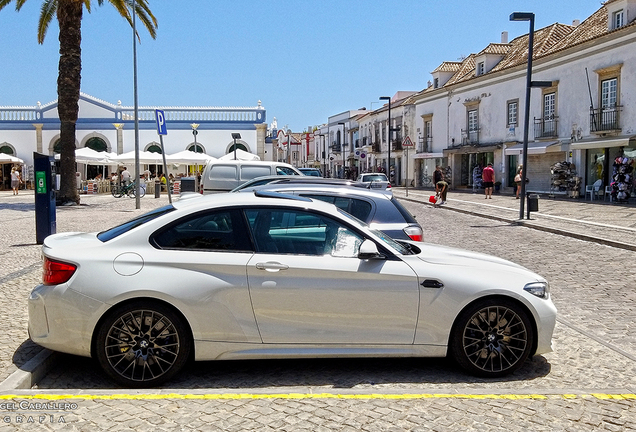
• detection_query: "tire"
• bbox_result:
[450,298,534,377]
[128,187,145,198]
[111,186,122,198]
[94,301,192,387]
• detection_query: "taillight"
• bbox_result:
[403,226,423,242]
[43,258,77,285]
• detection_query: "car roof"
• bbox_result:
[242,183,394,199]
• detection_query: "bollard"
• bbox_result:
[155,180,161,198]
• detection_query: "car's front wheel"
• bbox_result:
[450,298,535,377]
[95,301,191,387]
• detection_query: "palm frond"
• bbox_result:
[37,0,57,44]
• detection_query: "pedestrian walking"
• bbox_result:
[482,162,495,199]
[10,166,21,195]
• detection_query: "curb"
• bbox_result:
[0,349,58,391]
[400,196,636,252]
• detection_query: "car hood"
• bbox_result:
[411,242,531,273]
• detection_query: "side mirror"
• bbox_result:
[358,239,385,260]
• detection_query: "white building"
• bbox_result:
[0,93,268,188]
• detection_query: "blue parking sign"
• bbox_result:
[155,109,167,135]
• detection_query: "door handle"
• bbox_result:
[255,262,289,272]
[421,279,444,288]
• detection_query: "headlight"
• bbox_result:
[524,281,549,298]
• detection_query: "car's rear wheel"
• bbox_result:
[95,301,191,387]
[450,298,534,377]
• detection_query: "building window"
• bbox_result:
[601,78,618,108]
[507,100,518,127]
[477,62,485,76]
[468,110,478,132]
[433,78,439,89]
[613,9,624,29]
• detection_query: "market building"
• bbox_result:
[0,93,268,189]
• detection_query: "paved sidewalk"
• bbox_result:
[395,187,636,251]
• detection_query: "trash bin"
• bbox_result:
[526,193,539,218]
[180,177,196,193]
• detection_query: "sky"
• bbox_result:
[0,0,604,133]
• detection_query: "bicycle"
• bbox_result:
[421,173,433,187]
[111,181,145,198]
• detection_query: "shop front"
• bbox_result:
[504,141,566,193]
[572,136,635,202]
[444,144,500,191]
[412,153,447,187]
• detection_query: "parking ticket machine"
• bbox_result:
[34,152,56,244]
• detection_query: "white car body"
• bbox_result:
[29,192,556,386]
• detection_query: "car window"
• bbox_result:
[209,165,237,180]
[97,205,175,242]
[245,208,363,257]
[361,174,387,182]
[299,194,372,222]
[241,166,271,180]
[276,166,299,175]
[151,209,252,251]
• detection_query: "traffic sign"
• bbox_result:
[402,136,414,147]
[155,109,167,135]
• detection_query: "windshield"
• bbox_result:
[97,205,175,242]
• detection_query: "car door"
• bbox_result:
[245,207,419,345]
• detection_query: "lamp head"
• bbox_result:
[231,133,241,140]
[510,12,534,21]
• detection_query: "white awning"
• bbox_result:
[570,136,635,150]
[504,141,562,155]
[412,152,444,159]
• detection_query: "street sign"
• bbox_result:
[155,109,167,135]
[402,136,414,147]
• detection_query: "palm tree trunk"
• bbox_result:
[56,0,82,205]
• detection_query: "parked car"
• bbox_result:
[357,172,391,189]
[231,176,390,193]
[29,191,556,387]
[239,183,421,241]
[201,160,302,193]
[298,167,322,176]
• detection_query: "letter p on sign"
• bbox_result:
[155,109,167,135]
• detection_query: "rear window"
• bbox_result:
[241,165,272,180]
[362,174,388,182]
[390,197,417,223]
[97,205,175,242]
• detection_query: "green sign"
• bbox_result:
[36,171,47,194]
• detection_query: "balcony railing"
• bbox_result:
[590,106,622,132]
[371,142,381,153]
[417,136,432,153]
[391,139,403,151]
[461,128,480,145]
[534,116,559,138]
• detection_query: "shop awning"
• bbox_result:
[412,152,444,159]
[569,135,635,150]
[504,141,562,155]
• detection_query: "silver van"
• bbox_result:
[201,160,302,193]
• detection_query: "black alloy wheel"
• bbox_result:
[450,298,535,377]
[95,301,191,387]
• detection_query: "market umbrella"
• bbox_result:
[165,150,215,165]
[219,149,260,161]
[109,151,165,165]
[0,154,24,164]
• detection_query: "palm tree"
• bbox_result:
[1,0,157,205]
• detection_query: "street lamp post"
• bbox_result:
[190,123,200,153]
[379,96,391,179]
[510,12,552,219]
[231,133,241,160]
[338,122,346,178]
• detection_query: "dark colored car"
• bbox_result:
[298,168,322,176]
[240,183,422,241]
[231,176,391,193]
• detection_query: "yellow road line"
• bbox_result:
[0,393,635,401]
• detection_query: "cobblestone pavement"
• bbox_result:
[1,189,635,430]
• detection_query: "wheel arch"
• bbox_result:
[448,294,539,357]
[90,297,195,360]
